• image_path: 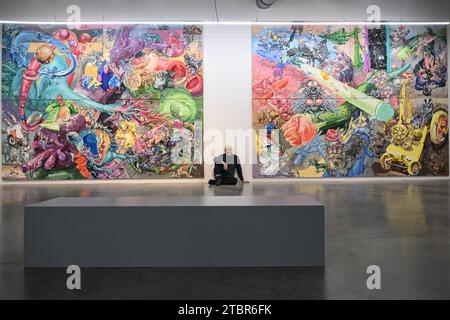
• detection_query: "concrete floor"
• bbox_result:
[0,180,449,299]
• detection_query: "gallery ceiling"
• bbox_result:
[0,0,449,23]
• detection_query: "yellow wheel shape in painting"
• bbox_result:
[407,161,421,176]
[430,110,448,145]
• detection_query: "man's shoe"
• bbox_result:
[215,174,222,186]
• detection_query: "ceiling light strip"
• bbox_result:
[0,20,448,26]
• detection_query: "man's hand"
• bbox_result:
[222,161,228,171]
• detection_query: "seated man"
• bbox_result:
[208,145,249,186]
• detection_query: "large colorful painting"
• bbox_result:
[253,25,448,177]
[1,24,203,180]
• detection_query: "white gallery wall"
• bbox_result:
[0,0,449,183]
[203,25,253,180]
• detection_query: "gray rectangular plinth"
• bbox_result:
[25,196,324,267]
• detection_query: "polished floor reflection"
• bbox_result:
[1,180,449,299]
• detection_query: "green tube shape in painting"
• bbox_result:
[295,63,395,122]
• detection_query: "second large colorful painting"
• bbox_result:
[2,24,203,180]
[253,25,448,177]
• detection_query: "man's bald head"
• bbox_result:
[224,145,233,155]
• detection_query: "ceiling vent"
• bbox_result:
[256,0,277,10]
